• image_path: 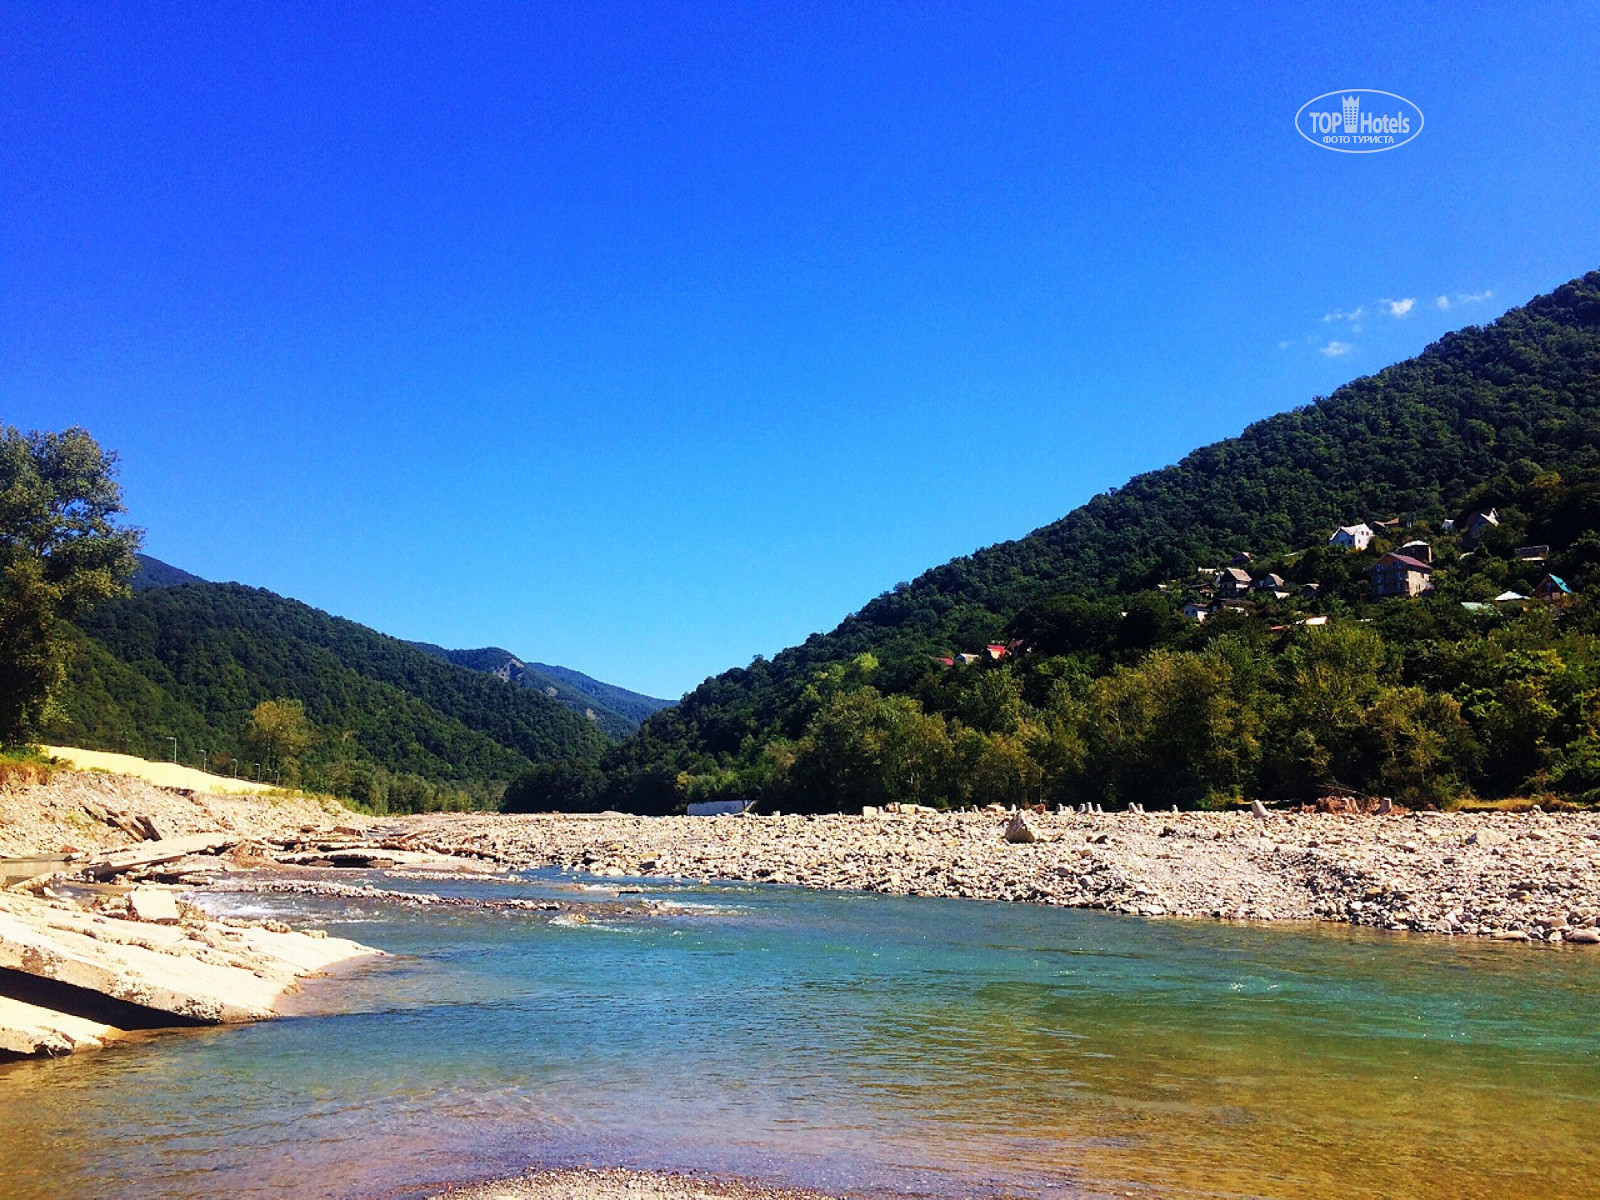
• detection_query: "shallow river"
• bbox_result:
[2,871,1598,1199]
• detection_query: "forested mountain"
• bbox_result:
[129,553,205,591]
[522,661,674,725]
[49,581,607,810]
[588,269,1600,814]
[408,643,672,737]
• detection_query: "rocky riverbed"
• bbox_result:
[0,768,363,859]
[434,1168,845,1200]
[9,767,1600,950]
[393,807,1600,944]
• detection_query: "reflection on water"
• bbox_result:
[2,870,1597,1199]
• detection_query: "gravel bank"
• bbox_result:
[435,1167,845,1200]
[398,807,1600,944]
[9,770,1600,945]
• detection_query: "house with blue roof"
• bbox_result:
[1534,574,1572,605]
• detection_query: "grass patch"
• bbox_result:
[0,745,60,790]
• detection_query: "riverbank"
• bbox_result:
[37,745,295,797]
[0,884,378,1056]
[435,1168,847,1200]
[8,766,1600,946]
[395,806,1600,943]
[0,769,379,1056]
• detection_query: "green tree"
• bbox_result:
[948,668,1025,734]
[0,426,140,744]
[1354,686,1475,804]
[246,698,315,784]
[786,687,952,811]
[946,727,1043,809]
[1085,646,1262,807]
[503,760,607,812]
[1266,623,1387,794]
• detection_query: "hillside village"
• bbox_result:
[1176,504,1574,625]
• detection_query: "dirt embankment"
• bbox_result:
[0,767,363,859]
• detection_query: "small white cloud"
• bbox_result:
[1436,295,1451,310]
[1383,298,1415,317]
[1277,339,1296,350]
[1323,306,1364,323]
[1458,289,1493,303]
[1320,341,1353,357]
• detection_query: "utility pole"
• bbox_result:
[167,736,177,763]
[200,750,208,774]
[254,763,261,782]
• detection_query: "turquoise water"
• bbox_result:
[2,871,1599,1199]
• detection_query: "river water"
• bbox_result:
[1,870,1597,1199]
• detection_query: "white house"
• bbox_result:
[1329,523,1375,550]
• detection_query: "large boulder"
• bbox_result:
[1004,812,1039,844]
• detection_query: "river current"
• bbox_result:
[2,870,1597,1199]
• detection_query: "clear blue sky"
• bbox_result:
[3,3,1597,699]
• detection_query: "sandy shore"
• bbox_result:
[396,806,1600,943]
[434,1167,847,1200]
[38,745,290,797]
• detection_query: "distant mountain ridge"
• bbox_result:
[130,553,206,591]
[127,554,669,736]
[525,661,673,725]
[52,578,609,807]
[408,643,673,738]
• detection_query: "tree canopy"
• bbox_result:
[0,426,140,743]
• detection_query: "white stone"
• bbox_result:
[128,888,181,924]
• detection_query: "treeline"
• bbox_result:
[560,269,1600,813]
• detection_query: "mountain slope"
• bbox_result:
[130,553,206,591]
[410,643,673,736]
[523,661,673,725]
[50,582,607,807]
[599,269,1600,811]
